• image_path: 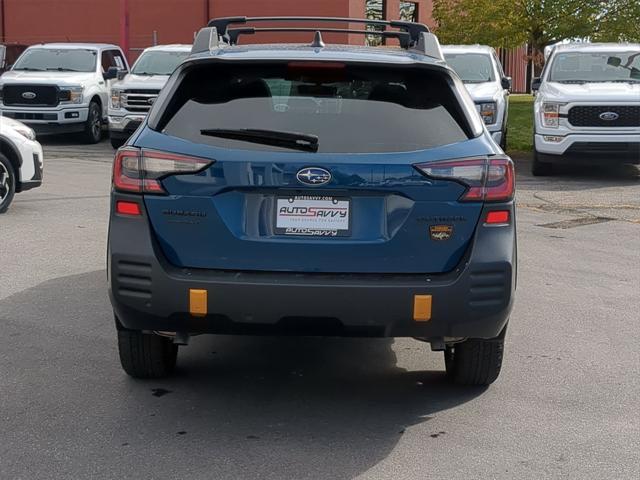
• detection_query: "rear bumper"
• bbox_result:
[108,196,516,339]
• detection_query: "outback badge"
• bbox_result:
[430,225,454,241]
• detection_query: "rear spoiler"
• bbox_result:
[192,16,444,61]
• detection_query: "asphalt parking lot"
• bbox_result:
[1,138,639,479]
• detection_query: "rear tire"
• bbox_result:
[110,136,126,149]
[532,150,553,176]
[118,329,178,379]
[500,128,508,150]
[0,154,16,214]
[82,101,103,144]
[445,327,506,386]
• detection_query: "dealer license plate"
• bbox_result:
[275,196,351,237]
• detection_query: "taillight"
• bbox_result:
[485,210,510,224]
[415,156,515,202]
[116,200,142,216]
[112,148,213,194]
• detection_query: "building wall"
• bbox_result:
[0,0,527,90]
[1,0,435,57]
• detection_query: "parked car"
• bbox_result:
[532,43,640,175]
[0,43,129,143]
[0,43,28,74]
[442,45,511,149]
[108,17,516,386]
[0,116,44,213]
[109,44,191,149]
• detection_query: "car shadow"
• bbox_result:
[511,152,640,192]
[0,270,486,479]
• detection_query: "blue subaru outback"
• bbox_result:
[108,17,516,385]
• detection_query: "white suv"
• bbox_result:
[443,45,511,149]
[0,116,44,213]
[108,44,191,148]
[0,43,130,143]
[532,43,640,175]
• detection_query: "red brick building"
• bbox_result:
[0,0,529,91]
[0,1,433,53]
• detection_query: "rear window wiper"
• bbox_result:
[200,128,319,153]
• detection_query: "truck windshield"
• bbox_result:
[132,51,189,75]
[444,53,495,83]
[12,48,97,72]
[549,51,640,83]
[159,62,472,154]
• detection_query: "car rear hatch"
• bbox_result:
[123,59,505,274]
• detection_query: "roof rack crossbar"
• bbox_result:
[227,27,412,49]
[208,16,429,47]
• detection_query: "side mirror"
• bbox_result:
[607,56,622,67]
[117,70,128,81]
[531,77,542,91]
[103,66,119,80]
[501,76,512,91]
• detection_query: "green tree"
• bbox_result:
[433,0,640,67]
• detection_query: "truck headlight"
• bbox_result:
[111,89,123,109]
[59,86,84,104]
[542,102,564,128]
[14,124,37,141]
[475,102,497,125]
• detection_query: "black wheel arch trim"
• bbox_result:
[0,136,22,185]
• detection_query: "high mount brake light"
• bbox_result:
[288,61,346,70]
[415,156,515,202]
[112,148,213,194]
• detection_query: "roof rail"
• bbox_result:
[207,16,430,48]
[227,27,413,49]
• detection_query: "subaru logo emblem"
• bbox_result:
[296,167,331,186]
[599,112,619,121]
[22,91,37,100]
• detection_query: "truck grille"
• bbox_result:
[122,89,160,113]
[568,105,640,127]
[2,85,59,107]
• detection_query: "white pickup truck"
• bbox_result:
[108,44,191,148]
[532,43,640,175]
[442,45,512,149]
[0,43,129,143]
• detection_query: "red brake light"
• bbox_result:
[113,148,213,194]
[485,210,510,224]
[116,200,142,216]
[288,61,346,70]
[415,156,514,202]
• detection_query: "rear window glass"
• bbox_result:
[159,63,471,153]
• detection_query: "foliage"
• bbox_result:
[433,0,640,63]
[507,95,534,152]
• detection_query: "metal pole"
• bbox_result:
[0,0,5,43]
[204,0,210,24]
[120,0,130,61]
[152,30,158,46]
